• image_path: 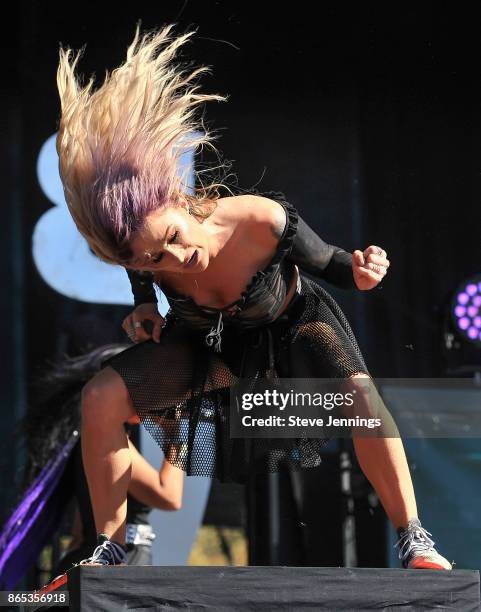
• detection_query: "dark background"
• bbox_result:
[1,0,480,555]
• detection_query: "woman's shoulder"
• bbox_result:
[216,193,287,240]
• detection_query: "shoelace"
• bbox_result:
[79,539,126,566]
[393,522,436,563]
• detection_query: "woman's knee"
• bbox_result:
[346,373,397,434]
[341,373,374,419]
[81,366,135,428]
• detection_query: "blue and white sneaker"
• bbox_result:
[36,534,127,598]
[79,533,127,566]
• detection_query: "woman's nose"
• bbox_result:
[165,245,185,267]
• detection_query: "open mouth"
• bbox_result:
[185,249,198,267]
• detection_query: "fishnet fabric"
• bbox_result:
[101,275,370,484]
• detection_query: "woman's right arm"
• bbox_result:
[123,269,165,343]
[126,269,158,306]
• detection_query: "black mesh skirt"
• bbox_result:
[101,275,370,484]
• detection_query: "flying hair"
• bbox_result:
[56,22,232,264]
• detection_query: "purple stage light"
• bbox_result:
[451,275,481,347]
[468,327,478,340]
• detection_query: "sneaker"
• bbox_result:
[79,533,127,566]
[394,518,452,570]
[36,534,127,597]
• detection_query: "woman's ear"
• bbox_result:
[179,199,191,215]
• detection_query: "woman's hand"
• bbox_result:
[122,303,165,344]
[352,245,390,290]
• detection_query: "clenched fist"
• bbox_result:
[352,245,390,291]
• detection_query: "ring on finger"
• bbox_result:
[133,321,142,329]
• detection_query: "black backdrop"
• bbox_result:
[1,1,481,524]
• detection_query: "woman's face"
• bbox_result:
[128,204,210,274]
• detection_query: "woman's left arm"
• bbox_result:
[287,213,390,290]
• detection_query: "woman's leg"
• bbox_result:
[347,374,451,568]
[290,284,451,567]
[292,313,418,530]
[348,374,417,530]
[81,365,137,544]
[353,437,418,530]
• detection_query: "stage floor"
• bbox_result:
[64,565,480,611]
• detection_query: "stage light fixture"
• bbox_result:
[451,275,481,347]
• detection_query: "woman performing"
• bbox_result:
[51,23,452,576]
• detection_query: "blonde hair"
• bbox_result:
[56,22,232,264]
